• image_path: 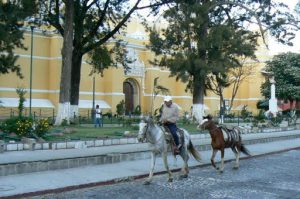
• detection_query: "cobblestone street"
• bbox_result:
[32,149,300,199]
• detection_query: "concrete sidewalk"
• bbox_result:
[0,130,300,198]
[1,130,300,164]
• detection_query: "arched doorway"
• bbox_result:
[123,79,140,115]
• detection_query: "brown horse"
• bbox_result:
[199,115,250,173]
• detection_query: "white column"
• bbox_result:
[268,77,278,116]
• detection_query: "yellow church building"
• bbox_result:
[0,18,270,119]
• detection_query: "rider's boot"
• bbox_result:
[173,144,180,154]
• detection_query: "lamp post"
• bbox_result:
[29,25,34,117]
[92,76,95,120]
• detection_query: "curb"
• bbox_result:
[1,133,300,177]
[1,146,300,199]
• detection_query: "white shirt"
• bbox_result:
[160,103,179,124]
[95,108,102,118]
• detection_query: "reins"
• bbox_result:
[210,126,220,134]
[204,121,220,134]
[143,123,156,144]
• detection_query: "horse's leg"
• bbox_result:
[180,148,189,178]
[220,149,225,173]
[162,152,173,182]
[211,149,218,170]
[233,145,240,169]
[144,152,156,185]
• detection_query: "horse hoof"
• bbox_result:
[180,174,188,179]
[168,178,173,183]
[143,181,151,185]
[216,167,220,170]
[233,166,239,170]
[219,170,224,174]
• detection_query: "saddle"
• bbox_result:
[219,125,239,147]
[161,125,184,155]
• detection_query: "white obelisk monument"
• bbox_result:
[268,76,278,117]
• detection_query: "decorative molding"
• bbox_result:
[146,67,170,73]
[0,87,124,96]
[143,93,192,99]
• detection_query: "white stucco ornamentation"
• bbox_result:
[126,30,149,40]
[126,48,145,77]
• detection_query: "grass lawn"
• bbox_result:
[45,123,203,141]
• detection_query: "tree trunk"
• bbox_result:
[70,49,83,119]
[55,0,74,125]
[218,84,225,123]
[192,79,205,123]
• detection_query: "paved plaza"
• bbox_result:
[0,129,300,198]
[31,149,300,199]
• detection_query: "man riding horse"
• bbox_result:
[160,95,181,153]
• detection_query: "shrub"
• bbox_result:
[1,117,20,134]
[61,118,69,126]
[116,100,125,117]
[34,118,50,137]
[103,111,112,119]
[1,117,34,137]
[123,117,133,127]
[241,105,252,119]
[133,105,141,115]
[0,117,51,138]
[16,118,34,137]
[254,110,265,121]
[225,112,235,118]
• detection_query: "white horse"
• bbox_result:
[137,117,201,185]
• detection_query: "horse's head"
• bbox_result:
[137,117,150,142]
[137,116,155,142]
[198,115,213,130]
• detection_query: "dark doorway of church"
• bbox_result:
[123,81,134,115]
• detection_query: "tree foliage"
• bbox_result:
[261,52,300,103]
[145,0,299,108]
[37,0,172,107]
[150,77,169,115]
[0,0,37,78]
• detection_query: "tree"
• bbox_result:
[54,0,74,125]
[296,0,300,15]
[151,77,169,115]
[145,0,299,122]
[16,88,27,117]
[38,0,172,125]
[209,60,256,112]
[116,100,125,117]
[261,52,300,110]
[0,0,36,78]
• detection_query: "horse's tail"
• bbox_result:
[188,140,201,162]
[240,143,251,156]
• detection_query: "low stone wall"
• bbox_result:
[5,137,140,152]
[0,140,5,153]
[2,125,300,152]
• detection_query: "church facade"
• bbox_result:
[0,19,270,118]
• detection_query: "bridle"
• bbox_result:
[203,120,219,134]
[139,122,149,141]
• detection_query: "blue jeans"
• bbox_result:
[95,118,103,127]
[165,123,179,146]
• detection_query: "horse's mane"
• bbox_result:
[203,114,213,120]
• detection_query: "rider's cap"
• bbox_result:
[164,95,173,102]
